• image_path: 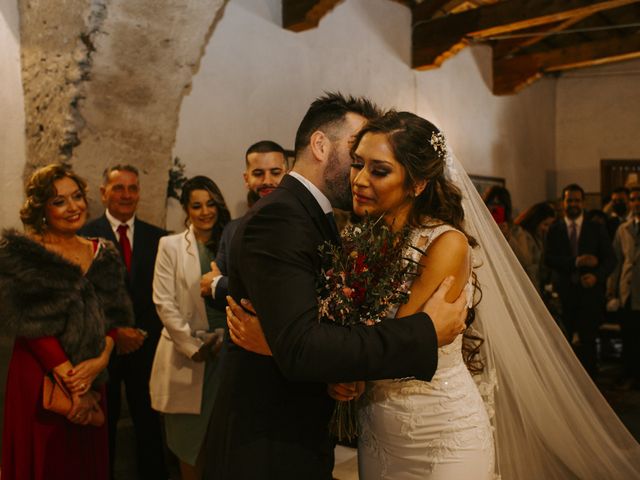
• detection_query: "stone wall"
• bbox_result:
[19,0,101,170]
[18,0,226,226]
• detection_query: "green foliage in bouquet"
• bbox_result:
[317,215,418,441]
[318,215,417,327]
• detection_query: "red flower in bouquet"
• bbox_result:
[317,215,418,440]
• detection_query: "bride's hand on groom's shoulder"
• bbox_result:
[327,382,365,401]
[422,276,467,347]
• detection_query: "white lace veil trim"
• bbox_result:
[444,147,640,479]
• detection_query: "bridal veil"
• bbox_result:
[447,152,640,479]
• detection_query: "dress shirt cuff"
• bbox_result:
[211,275,223,300]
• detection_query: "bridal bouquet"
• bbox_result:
[317,215,417,441]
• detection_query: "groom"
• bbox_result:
[208,93,467,479]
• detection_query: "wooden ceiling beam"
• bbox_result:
[282,0,342,33]
[412,0,640,69]
[493,33,640,95]
[412,0,451,21]
[493,14,592,59]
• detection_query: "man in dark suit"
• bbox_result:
[80,165,168,480]
[545,183,615,376]
[200,140,288,302]
[609,186,640,389]
[208,93,468,479]
[606,186,631,239]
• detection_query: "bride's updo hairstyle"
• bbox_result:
[350,110,476,247]
[351,111,483,372]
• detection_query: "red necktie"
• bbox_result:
[116,224,132,272]
[569,221,578,257]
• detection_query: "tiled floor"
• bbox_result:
[0,336,638,479]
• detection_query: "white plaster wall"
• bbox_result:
[172,0,415,221]
[416,47,557,212]
[173,0,557,222]
[0,0,26,229]
[556,59,640,197]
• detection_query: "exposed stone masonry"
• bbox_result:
[19,0,226,226]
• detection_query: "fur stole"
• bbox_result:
[0,229,134,382]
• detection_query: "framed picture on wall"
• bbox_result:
[469,174,506,197]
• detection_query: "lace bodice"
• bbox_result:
[358,223,495,480]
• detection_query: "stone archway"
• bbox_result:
[19,0,226,225]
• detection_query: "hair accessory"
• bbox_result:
[430,131,458,183]
[429,131,447,159]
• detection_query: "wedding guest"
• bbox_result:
[200,140,287,303]
[510,202,556,292]
[545,183,615,376]
[609,186,640,390]
[79,164,168,480]
[150,175,230,480]
[607,187,631,239]
[483,185,514,239]
[0,164,133,480]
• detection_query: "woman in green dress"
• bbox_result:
[150,176,230,479]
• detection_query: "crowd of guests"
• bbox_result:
[0,123,637,479]
[484,184,639,386]
[0,138,287,480]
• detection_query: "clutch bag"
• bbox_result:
[42,372,105,427]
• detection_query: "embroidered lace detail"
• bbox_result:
[358,224,496,479]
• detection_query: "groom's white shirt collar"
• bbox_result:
[288,171,333,215]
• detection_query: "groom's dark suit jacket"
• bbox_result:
[209,174,439,479]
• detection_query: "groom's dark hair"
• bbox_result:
[293,92,380,157]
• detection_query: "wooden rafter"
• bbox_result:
[493,33,640,95]
[282,0,342,33]
[493,14,592,59]
[412,0,451,21]
[412,0,640,69]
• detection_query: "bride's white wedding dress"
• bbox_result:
[356,149,640,479]
[358,224,494,480]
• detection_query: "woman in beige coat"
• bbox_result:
[150,176,230,480]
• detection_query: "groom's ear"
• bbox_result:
[309,130,330,163]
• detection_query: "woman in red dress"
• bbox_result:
[0,164,133,480]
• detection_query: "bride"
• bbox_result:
[227,111,640,479]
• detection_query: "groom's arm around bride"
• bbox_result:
[207,93,468,480]
[228,195,466,384]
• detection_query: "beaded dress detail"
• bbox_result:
[358,224,495,480]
